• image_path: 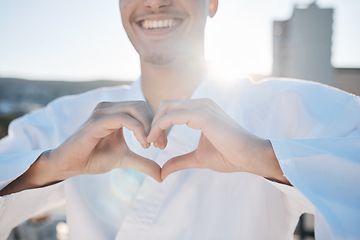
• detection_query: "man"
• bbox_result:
[1,0,359,239]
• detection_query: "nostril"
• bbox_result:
[144,0,171,9]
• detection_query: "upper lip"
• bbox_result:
[134,13,187,23]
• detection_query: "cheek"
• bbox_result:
[119,0,131,7]
[184,0,210,25]
[119,1,133,30]
[119,0,133,19]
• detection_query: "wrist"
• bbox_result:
[262,140,291,185]
[43,149,81,182]
[27,150,65,187]
[248,138,290,185]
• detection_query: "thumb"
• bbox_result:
[161,151,201,180]
[121,150,162,182]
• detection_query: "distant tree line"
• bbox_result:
[0,78,131,138]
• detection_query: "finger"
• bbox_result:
[161,150,202,180]
[121,150,162,182]
[142,102,154,135]
[152,99,184,125]
[148,109,202,143]
[152,99,196,125]
[93,101,153,135]
[91,112,150,148]
[152,130,168,149]
[133,101,153,135]
[149,99,213,147]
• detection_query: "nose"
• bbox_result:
[144,0,171,11]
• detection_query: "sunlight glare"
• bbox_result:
[205,7,272,82]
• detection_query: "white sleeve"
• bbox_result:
[0,107,66,238]
[269,92,360,240]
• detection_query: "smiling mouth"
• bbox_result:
[138,19,181,30]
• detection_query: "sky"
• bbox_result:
[0,0,359,81]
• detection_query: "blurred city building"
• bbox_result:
[273,1,334,86]
[335,68,360,95]
[272,1,360,96]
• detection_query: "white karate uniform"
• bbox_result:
[0,76,359,240]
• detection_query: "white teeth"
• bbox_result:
[141,19,175,29]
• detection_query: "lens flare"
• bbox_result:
[77,169,145,229]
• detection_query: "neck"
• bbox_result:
[141,58,207,112]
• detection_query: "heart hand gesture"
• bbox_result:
[147,99,289,184]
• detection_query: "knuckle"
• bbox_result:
[200,98,214,106]
[90,109,103,121]
[87,113,103,126]
[116,112,127,120]
[127,102,137,109]
[133,120,143,128]
[137,100,147,106]
[199,99,216,114]
[133,100,146,106]
[94,101,110,110]
[129,101,146,111]
[137,101,147,111]
[160,99,176,107]
[158,100,168,108]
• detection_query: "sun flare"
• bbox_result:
[205,14,271,82]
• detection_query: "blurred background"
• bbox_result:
[1,0,359,239]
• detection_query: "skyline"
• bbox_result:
[0,0,359,81]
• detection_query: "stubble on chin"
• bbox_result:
[143,53,175,66]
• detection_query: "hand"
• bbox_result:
[0,101,163,196]
[147,99,289,184]
[49,101,162,182]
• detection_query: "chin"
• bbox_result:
[142,53,176,66]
